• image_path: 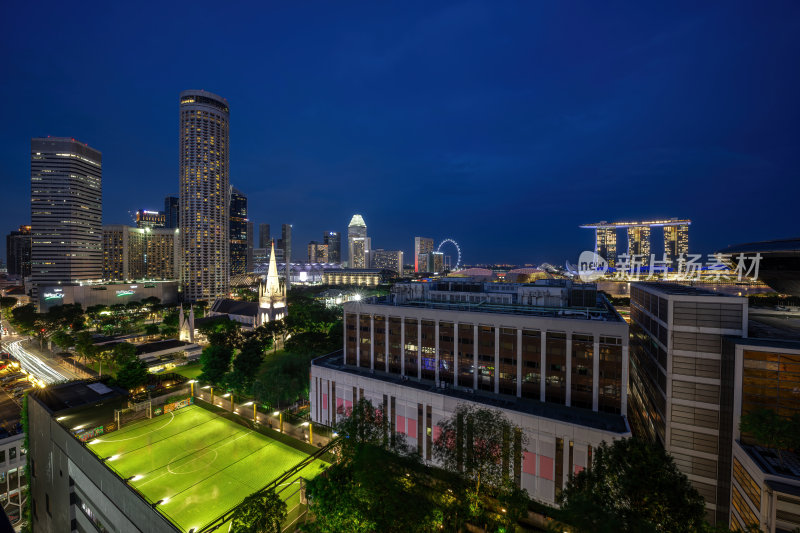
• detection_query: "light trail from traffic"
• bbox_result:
[4,340,67,384]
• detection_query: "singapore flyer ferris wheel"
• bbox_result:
[437,238,462,270]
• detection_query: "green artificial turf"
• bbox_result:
[87,404,327,532]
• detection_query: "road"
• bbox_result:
[4,339,68,384]
[1,316,85,384]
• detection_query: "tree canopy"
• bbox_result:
[199,344,234,385]
[230,487,287,533]
[556,437,706,533]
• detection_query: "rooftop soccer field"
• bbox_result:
[87,404,327,532]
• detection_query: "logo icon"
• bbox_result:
[577,251,608,282]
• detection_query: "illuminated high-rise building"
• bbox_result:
[102,226,178,281]
[596,227,617,267]
[135,209,166,229]
[308,242,329,263]
[627,226,651,265]
[369,249,404,275]
[414,237,434,272]
[229,187,248,276]
[324,231,341,263]
[30,137,103,293]
[581,219,690,270]
[347,215,367,268]
[179,90,230,301]
[664,223,689,267]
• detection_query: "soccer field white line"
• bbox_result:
[94,412,176,443]
[137,429,266,488]
[4,340,67,384]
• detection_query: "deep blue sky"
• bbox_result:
[2,1,799,265]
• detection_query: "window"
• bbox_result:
[9,448,15,461]
[0,450,4,463]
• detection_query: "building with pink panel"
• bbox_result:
[310,278,632,506]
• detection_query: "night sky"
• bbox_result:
[2,1,799,266]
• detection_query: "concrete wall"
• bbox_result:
[28,396,178,533]
[310,364,630,506]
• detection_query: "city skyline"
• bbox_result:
[3,2,800,265]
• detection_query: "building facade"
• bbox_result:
[724,336,800,532]
[179,90,230,302]
[664,224,690,267]
[347,215,367,268]
[628,282,747,525]
[30,138,103,294]
[414,237,434,272]
[229,187,248,277]
[308,242,329,263]
[322,268,381,287]
[0,432,26,526]
[369,249,404,275]
[134,210,166,229]
[324,231,341,263]
[627,226,651,265]
[246,221,254,273]
[310,279,631,505]
[102,226,178,281]
[163,196,179,229]
[6,225,31,278]
[259,224,271,249]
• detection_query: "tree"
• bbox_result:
[230,488,287,533]
[252,352,311,409]
[10,304,38,333]
[199,344,234,385]
[51,330,75,352]
[115,356,149,391]
[144,323,160,335]
[228,338,265,393]
[433,405,530,529]
[0,296,18,317]
[556,438,706,533]
[112,342,138,366]
[305,399,441,533]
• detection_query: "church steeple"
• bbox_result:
[266,241,281,294]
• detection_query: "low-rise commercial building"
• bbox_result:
[322,268,382,287]
[311,279,631,505]
[37,280,179,311]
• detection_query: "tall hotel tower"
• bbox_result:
[347,214,368,268]
[30,138,103,294]
[179,90,230,301]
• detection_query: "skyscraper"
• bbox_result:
[324,231,341,263]
[246,221,254,273]
[368,249,404,275]
[308,242,329,263]
[664,223,689,267]
[414,237,434,272]
[135,209,166,229]
[627,226,651,265]
[6,225,32,278]
[348,214,367,268]
[229,187,248,276]
[259,223,271,249]
[164,196,179,229]
[179,90,230,301]
[30,138,103,292]
[102,225,178,281]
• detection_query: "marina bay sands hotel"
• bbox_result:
[580,218,690,267]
